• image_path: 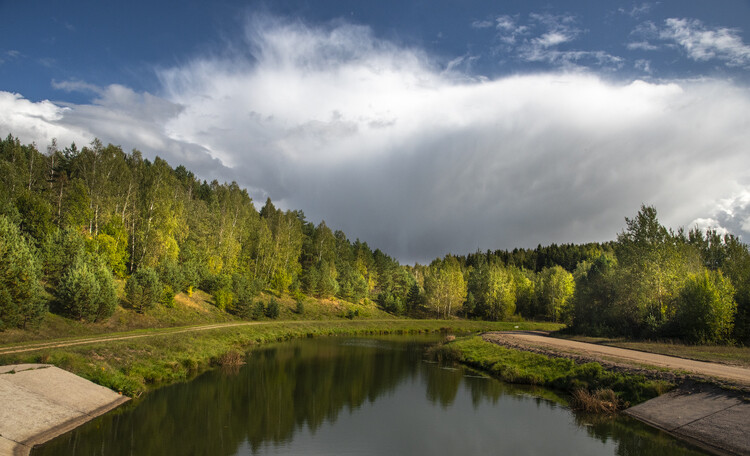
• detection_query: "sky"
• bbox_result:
[2,0,750,264]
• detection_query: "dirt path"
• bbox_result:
[484,331,750,387]
[0,321,271,356]
[0,319,408,357]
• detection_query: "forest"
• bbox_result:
[1,134,749,345]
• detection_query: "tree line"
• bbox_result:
[416,206,750,345]
[0,134,408,328]
[2,134,749,345]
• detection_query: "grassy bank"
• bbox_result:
[435,336,673,408]
[0,320,562,397]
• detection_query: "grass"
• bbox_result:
[0,320,562,397]
[435,336,673,407]
[0,289,393,346]
[0,288,236,345]
[556,334,750,368]
[570,388,620,414]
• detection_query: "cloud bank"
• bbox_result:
[2,16,750,263]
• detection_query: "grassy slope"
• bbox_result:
[0,288,393,345]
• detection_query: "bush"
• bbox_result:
[126,267,162,312]
[265,298,280,319]
[57,254,117,321]
[213,288,233,311]
[157,258,185,293]
[253,300,265,320]
[228,273,257,318]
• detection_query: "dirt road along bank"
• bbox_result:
[483,331,750,387]
[0,364,129,456]
[483,331,750,456]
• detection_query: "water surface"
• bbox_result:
[34,336,708,455]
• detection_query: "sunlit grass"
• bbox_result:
[440,336,673,407]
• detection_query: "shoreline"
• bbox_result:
[474,332,750,456]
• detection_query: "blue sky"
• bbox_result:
[2,1,750,263]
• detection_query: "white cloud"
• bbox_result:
[488,12,622,70]
[688,218,729,237]
[2,16,750,263]
[533,32,572,48]
[634,59,652,73]
[658,18,750,66]
[626,41,659,51]
[471,19,493,29]
[618,3,657,19]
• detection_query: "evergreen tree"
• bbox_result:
[57,253,117,321]
[0,215,46,329]
[126,267,162,312]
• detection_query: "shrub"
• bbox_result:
[228,273,256,318]
[253,300,265,320]
[57,254,117,321]
[265,298,280,319]
[126,267,162,312]
[157,258,185,293]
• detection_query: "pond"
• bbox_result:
[34,336,709,455]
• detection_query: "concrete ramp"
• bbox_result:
[625,382,750,456]
[0,364,129,456]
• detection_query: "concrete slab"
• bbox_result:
[625,383,743,431]
[625,383,750,456]
[0,364,129,456]
[678,402,750,456]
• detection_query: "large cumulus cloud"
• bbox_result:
[2,16,750,263]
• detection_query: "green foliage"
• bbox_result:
[126,267,162,313]
[15,190,54,242]
[57,254,117,322]
[265,298,280,319]
[671,271,736,344]
[253,300,266,319]
[95,219,129,278]
[213,289,233,311]
[378,292,405,315]
[613,205,702,336]
[467,262,516,321]
[227,273,257,319]
[406,283,424,314]
[157,258,185,293]
[534,266,574,323]
[0,215,46,329]
[571,254,620,336]
[424,256,466,318]
[40,228,87,286]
